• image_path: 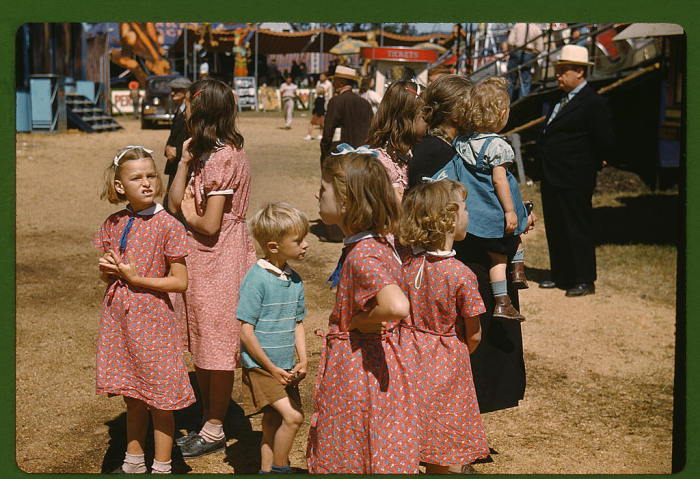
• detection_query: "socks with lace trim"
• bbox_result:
[199,421,225,443]
[122,453,147,474]
[151,459,172,474]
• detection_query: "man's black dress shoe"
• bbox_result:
[539,280,557,289]
[565,283,595,297]
[179,435,226,458]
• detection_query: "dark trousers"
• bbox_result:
[540,181,597,287]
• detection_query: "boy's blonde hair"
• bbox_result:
[464,76,510,132]
[321,152,398,236]
[249,202,309,250]
[100,146,163,204]
[399,179,467,251]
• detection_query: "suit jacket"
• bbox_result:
[320,89,373,161]
[537,84,615,190]
[165,108,188,176]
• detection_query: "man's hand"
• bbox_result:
[289,361,308,385]
[165,145,177,163]
[524,212,537,233]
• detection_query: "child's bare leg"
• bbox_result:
[121,397,149,473]
[151,409,174,473]
[207,369,235,425]
[151,409,174,462]
[426,463,449,474]
[194,366,211,420]
[487,252,508,284]
[269,396,304,468]
[307,122,314,136]
[260,407,283,472]
[124,397,148,455]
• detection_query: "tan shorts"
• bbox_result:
[242,367,302,414]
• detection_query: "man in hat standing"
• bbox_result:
[537,45,615,297]
[319,65,374,241]
[319,65,373,163]
[163,76,192,211]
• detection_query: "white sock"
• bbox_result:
[122,453,147,474]
[151,459,172,474]
[199,421,225,442]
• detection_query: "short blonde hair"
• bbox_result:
[464,76,510,132]
[249,202,309,250]
[322,152,398,236]
[100,146,162,204]
[399,179,467,251]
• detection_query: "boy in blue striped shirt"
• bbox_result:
[238,203,309,474]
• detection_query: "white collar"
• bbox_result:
[257,258,294,281]
[129,203,164,216]
[344,231,402,265]
[412,246,456,258]
[343,231,380,245]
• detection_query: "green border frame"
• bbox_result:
[2,0,693,477]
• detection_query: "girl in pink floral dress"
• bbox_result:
[398,179,490,474]
[168,79,257,458]
[367,79,428,201]
[306,150,420,473]
[95,145,195,474]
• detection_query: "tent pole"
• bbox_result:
[380,23,384,47]
[254,25,259,112]
[320,25,324,75]
[184,25,188,79]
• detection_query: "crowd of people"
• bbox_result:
[93,42,612,474]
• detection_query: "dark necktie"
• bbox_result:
[326,246,350,289]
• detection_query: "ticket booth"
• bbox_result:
[360,46,439,96]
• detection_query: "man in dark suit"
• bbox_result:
[320,65,374,164]
[163,77,191,213]
[537,45,614,297]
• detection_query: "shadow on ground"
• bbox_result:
[593,194,679,246]
[100,372,257,473]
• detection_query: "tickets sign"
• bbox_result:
[360,47,439,63]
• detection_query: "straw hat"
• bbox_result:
[332,65,360,82]
[555,45,594,66]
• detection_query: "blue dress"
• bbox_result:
[453,133,528,239]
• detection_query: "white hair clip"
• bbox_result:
[113,145,154,167]
[331,143,379,158]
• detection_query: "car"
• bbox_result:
[140,74,184,129]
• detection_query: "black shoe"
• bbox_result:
[175,430,198,447]
[539,280,557,289]
[565,283,595,297]
[179,435,226,458]
[110,466,125,474]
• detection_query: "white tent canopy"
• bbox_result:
[613,23,684,41]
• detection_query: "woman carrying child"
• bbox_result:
[408,74,526,418]
[95,146,195,474]
[168,78,257,458]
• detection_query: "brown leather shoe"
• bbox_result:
[493,295,525,321]
[510,262,529,289]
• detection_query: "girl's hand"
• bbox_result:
[180,138,193,165]
[181,187,198,223]
[349,311,387,334]
[110,250,141,284]
[504,211,518,234]
[98,252,119,276]
[524,212,537,233]
[270,367,293,386]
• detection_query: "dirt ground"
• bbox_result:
[15,114,676,474]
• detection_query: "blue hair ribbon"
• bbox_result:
[331,143,380,158]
